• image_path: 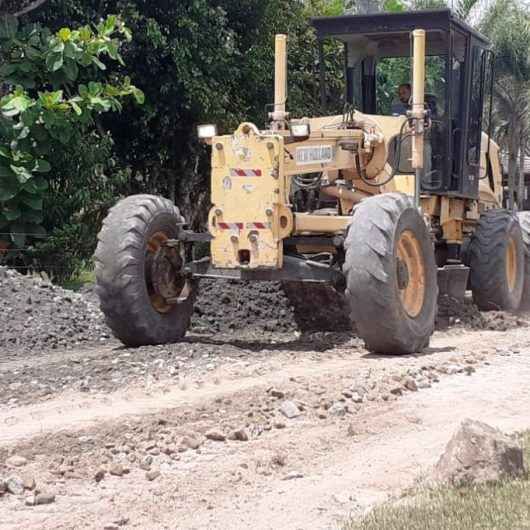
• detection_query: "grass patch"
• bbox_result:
[344,432,530,530]
[60,268,95,291]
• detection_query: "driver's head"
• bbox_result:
[398,83,412,105]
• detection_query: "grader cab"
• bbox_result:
[95,9,530,354]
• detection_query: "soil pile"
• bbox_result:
[0,267,109,353]
[2,266,526,353]
[192,280,298,333]
[436,295,528,331]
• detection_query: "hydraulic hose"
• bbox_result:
[356,119,410,188]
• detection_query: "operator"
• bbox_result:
[391,83,411,116]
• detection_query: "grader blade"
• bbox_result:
[437,265,469,302]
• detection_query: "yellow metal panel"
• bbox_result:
[293,213,350,234]
[209,123,292,269]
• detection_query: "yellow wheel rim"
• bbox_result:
[506,236,518,292]
[396,230,426,318]
[146,231,173,314]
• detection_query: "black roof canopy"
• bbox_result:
[311,9,491,48]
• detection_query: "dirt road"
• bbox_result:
[1,317,529,530]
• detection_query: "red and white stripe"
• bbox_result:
[217,222,271,231]
[230,168,262,177]
[246,222,271,230]
[218,222,244,231]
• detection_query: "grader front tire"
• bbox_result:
[95,194,195,347]
[343,193,438,354]
[468,209,525,311]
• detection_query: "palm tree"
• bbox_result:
[481,0,530,208]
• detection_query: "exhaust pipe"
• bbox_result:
[270,34,288,129]
[411,29,426,209]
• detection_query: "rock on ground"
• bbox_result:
[434,418,526,485]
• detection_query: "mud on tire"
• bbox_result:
[95,194,195,347]
[343,193,438,354]
[468,209,524,311]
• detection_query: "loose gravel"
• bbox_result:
[0,267,109,353]
[1,266,526,355]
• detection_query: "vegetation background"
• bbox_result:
[0,0,529,280]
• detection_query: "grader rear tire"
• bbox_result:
[343,193,437,354]
[95,194,195,347]
[516,211,530,309]
[468,209,524,311]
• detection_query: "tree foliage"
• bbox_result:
[0,13,143,259]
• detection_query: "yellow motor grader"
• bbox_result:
[95,9,530,353]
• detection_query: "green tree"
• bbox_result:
[26,0,342,232]
[0,13,143,276]
[481,0,530,209]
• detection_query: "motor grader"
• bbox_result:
[95,9,530,354]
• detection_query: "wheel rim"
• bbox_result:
[145,231,191,314]
[396,229,426,318]
[506,236,518,292]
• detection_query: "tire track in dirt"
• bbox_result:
[1,325,529,530]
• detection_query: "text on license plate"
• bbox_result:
[295,145,333,166]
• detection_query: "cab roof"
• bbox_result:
[311,8,491,48]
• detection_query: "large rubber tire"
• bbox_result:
[468,209,525,311]
[343,193,437,354]
[281,282,352,332]
[95,194,195,347]
[516,211,530,309]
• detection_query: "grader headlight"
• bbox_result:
[289,121,311,139]
[197,124,217,140]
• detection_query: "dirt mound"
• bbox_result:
[192,280,298,333]
[2,266,527,354]
[436,295,528,331]
[0,267,109,353]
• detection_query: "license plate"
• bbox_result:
[295,145,333,166]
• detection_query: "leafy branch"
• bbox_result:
[0,14,143,248]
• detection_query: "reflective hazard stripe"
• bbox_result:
[218,222,244,231]
[217,222,270,230]
[230,168,262,177]
[246,222,270,229]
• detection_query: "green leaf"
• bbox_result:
[1,95,32,117]
[0,146,10,158]
[63,59,79,81]
[70,101,82,115]
[79,52,93,67]
[10,164,33,184]
[20,194,43,210]
[52,40,65,53]
[34,177,49,192]
[46,52,64,72]
[34,159,51,173]
[92,56,107,71]
[107,42,120,61]
[132,87,145,105]
[102,15,117,36]
[25,46,41,60]
[4,207,21,221]
[0,15,18,40]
